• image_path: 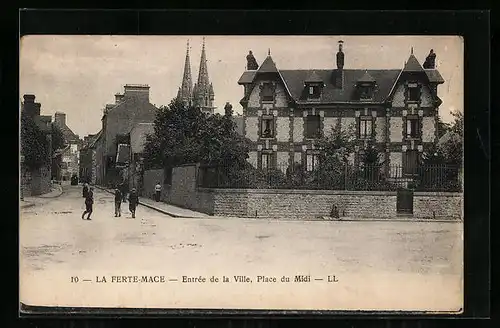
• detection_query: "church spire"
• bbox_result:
[178,39,193,107]
[193,37,215,114]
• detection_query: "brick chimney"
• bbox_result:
[54,112,66,126]
[123,84,150,102]
[335,40,345,89]
[115,93,125,104]
[22,94,41,117]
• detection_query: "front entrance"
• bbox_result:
[396,188,414,215]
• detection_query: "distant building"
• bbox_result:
[177,38,216,114]
[96,84,158,186]
[79,131,102,184]
[53,112,81,181]
[129,122,155,192]
[237,43,445,177]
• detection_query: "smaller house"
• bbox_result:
[53,112,81,181]
[79,131,102,184]
[129,123,155,193]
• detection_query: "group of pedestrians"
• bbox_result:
[81,182,139,220]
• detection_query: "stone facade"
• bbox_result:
[97,85,157,185]
[238,44,445,177]
[21,164,51,197]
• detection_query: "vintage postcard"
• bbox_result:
[19,35,464,312]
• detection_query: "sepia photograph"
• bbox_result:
[19,35,464,312]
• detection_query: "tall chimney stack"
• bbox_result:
[336,40,345,88]
[54,112,66,126]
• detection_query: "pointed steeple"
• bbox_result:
[193,37,215,114]
[178,39,193,106]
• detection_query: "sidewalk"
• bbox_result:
[94,185,209,218]
[20,183,63,209]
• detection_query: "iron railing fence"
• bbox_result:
[197,163,462,192]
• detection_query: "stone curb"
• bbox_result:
[38,184,64,198]
[20,202,36,209]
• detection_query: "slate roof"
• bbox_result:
[280,69,401,103]
[357,71,376,83]
[258,56,279,73]
[305,71,324,83]
[403,54,425,72]
[57,123,79,142]
[425,69,445,84]
[238,71,257,84]
[238,53,444,104]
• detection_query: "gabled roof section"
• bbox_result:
[403,54,425,72]
[89,130,102,148]
[238,71,257,84]
[305,70,324,83]
[357,71,376,83]
[258,55,279,73]
[425,69,445,84]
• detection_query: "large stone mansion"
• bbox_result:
[237,41,445,176]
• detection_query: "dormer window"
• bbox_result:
[304,71,324,99]
[359,85,373,100]
[357,71,376,101]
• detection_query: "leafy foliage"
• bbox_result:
[21,113,49,169]
[143,98,250,170]
[51,123,66,153]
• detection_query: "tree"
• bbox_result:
[21,113,50,170]
[313,123,357,189]
[438,110,463,167]
[51,123,66,153]
[143,99,250,171]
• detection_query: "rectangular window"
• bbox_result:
[261,152,272,170]
[408,86,421,102]
[403,150,420,175]
[260,116,275,138]
[360,86,372,100]
[406,116,420,139]
[306,153,320,172]
[359,117,373,139]
[309,86,314,95]
[305,115,321,139]
[262,83,274,102]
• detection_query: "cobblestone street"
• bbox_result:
[20,185,463,311]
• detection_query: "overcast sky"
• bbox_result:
[20,35,463,137]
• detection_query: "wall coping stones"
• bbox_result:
[414,192,463,197]
[198,187,398,196]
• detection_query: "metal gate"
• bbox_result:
[396,188,414,215]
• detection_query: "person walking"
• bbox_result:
[121,181,127,203]
[128,188,139,219]
[154,182,162,202]
[82,183,89,198]
[81,186,94,220]
[114,188,122,217]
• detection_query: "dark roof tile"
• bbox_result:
[357,71,376,83]
[305,70,324,83]
[280,69,401,103]
[425,69,445,84]
[238,71,257,84]
[403,54,424,72]
[258,56,279,73]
